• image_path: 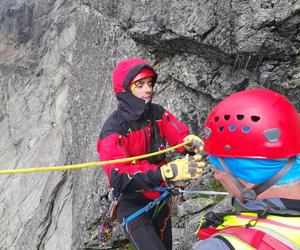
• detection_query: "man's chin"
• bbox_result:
[144,98,152,103]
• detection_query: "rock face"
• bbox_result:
[0,0,299,249]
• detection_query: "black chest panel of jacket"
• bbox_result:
[100,103,167,164]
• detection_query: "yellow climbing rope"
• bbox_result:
[0,142,188,175]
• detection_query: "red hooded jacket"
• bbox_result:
[97,58,189,200]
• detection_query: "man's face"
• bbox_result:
[130,77,153,102]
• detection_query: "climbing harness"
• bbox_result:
[97,184,227,243]
[122,188,171,228]
[97,186,226,243]
[99,187,172,243]
[121,186,227,230]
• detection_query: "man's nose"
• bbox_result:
[144,84,152,92]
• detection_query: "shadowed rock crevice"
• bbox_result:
[36,173,68,249]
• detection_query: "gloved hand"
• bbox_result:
[183,135,203,154]
[160,154,205,182]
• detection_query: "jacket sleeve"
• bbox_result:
[97,133,163,194]
[161,109,190,153]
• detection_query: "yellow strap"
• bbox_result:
[0,142,188,175]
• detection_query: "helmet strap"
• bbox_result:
[217,156,296,201]
[252,156,295,196]
[217,157,249,198]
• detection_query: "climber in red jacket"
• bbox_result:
[97,58,204,250]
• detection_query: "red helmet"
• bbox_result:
[204,88,300,159]
[112,58,157,93]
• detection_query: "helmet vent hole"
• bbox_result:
[224,115,230,120]
[229,125,237,132]
[204,127,212,139]
[214,116,219,122]
[237,114,244,120]
[242,126,251,133]
[251,116,260,122]
[218,126,224,132]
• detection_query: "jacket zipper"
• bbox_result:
[118,135,129,157]
[144,127,149,153]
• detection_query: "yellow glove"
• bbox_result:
[183,135,203,154]
[160,154,205,182]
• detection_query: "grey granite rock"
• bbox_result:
[0,0,299,249]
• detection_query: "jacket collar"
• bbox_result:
[116,92,151,122]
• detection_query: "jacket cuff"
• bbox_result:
[152,168,164,183]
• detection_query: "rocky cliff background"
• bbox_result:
[0,0,299,249]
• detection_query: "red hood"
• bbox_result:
[112,58,157,93]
